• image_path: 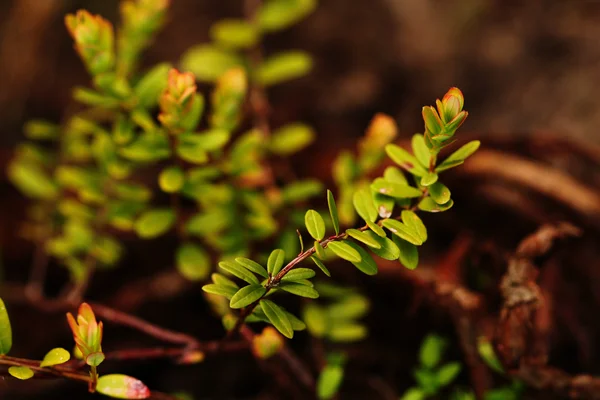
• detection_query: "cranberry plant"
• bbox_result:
[1,0,479,398]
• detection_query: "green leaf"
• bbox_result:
[286,310,307,331]
[314,241,327,260]
[24,120,59,140]
[96,374,150,399]
[418,197,454,213]
[281,180,323,202]
[437,362,462,386]
[345,242,378,275]
[328,323,367,342]
[477,337,504,373]
[385,144,428,176]
[134,209,176,239]
[86,352,105,367]
[235,258,268,278]
[180,45,243,82]
[267,249,286,276]
[383,166,407,184]
[311,256,331,277]
[260,299,293,339]
[280,282,319,298]
[303,304,328,337]
[371,178,422,199]
[411,134,430,167]
[270,123,315,155]
[176,243,210,281]
[372,191,395,218]
[305,209,326,241]
[394,237,419,270]
[179,130,231,152]
[8,366,34,380]
[429,182,451,204]
[420,172,438,187]
[256,51,313,87]
[258,0,317,32]
[317,365,344,400]
[436,140,480,172]
[134,63,171,108]
[366,220,386,237]
[210,19,259,49]
[0,297,12,355]
[401,210,427,242]
[202,283,237,300]
[40,347,71,367]
[327,190,341,234]
[400,387,426,400]
[211,273,239,289]
[420,334,446,368]
[282,268,316,281]
[8,161,58,199]
[327,241,361,263]
[328,295,370,319]
[230,284,267,309]
[381,219,423,245]
[346,229,381,249]
[159,166,185,193]
[219,261,260,284]
[363,231,400,260]
[353,188,378,222]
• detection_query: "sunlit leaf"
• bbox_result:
[345,242,377,275]
[281,268,316,282]
[370,178,422,199]
[394,237,419,270]
[311,256,331,277]
[401,210,427,242]
[385,144,428,176]
[327,190,340,235]
[363,231,399,260]
[317,364,344,400]
[176,243,210,281]
[280,282,319,298]
[381,219,423,246]
[420,334,446,368]
[180,45,243,82]
[218,261,260,285]
[96,374,151,399]
[436,140,480,172]
[235,258,268,278]
[437,362,461,386]
[159,166,185,193]
[327,241,361,263]
[210,19,259,49]
[418,197,454,213]
[8,366,33,380]
[40,347,71,367]
[134,209,176,238]
[429,182,451,204]
[260,299,293,339]
[353,188,378,222]
[256,51,312,87]
[346,229,380,249]
[267,249,285,276]
[305,209,326,241]
[411,134,430,168]
[0,297,12,355]
[230,284,267,309]
[270,123,315,155]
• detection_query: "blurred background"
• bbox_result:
[2,0,600,399]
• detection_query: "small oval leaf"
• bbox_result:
[280,282,319,298]
[327,190,340,235]
[352,189,378,222]
[218,261,260,284]
[260,299,293,339]
[230,284,267,309]
[8,366,34,380]
[40,347,71,367]
[305,209,326,241]
[267,249,286,275]
[327,241,361,263]
[0,298,12,355]
[235,257,268,278]
[96,374,151,399]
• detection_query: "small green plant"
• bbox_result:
[2,0,482,398]
[400,334,463,400]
